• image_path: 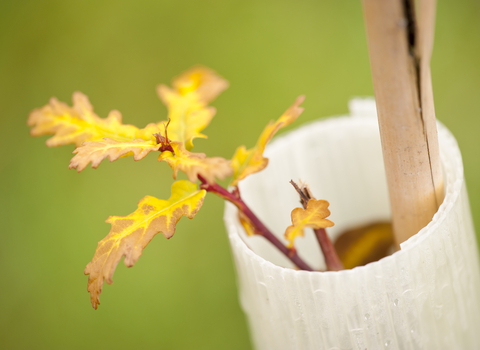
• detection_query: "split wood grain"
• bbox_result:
[362,0,444,247]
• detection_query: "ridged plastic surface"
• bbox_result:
[224,99,480,350]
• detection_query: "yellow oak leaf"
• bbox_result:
[158,141,232,184]
[238,211,258,236]
[284,199,334,248]
[334,222,393,269]
[156,66,228,150]
[84,180,206,309]
[69,138,161,172]
[230,95,305,187]
[168,65,229,104]
[28,91,160,147]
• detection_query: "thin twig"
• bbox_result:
[313,228,343,271]
[290,180,344,271]
[198,175,313,271]
[289,180,310,206]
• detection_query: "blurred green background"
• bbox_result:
[1,1,479,349]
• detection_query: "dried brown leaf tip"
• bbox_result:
[284,199,334,248]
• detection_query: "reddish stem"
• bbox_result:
[198,176,313,271]
[290,180,344,271]
[314,228,343,271]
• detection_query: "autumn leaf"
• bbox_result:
[84,180,206,309]
[238,211,258,236]
[158,141,232,184]
[157,66,228,150]
[69,138,161,172]
[230,95,305,187]
[163,65,229,105]
[334,222,393,269]
[28,91,161,147]
[284,199,334,248]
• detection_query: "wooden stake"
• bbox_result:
[361,0,444,247]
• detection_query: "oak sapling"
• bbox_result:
[28,66,342,309]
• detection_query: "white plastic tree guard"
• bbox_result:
[224,99,480,350]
